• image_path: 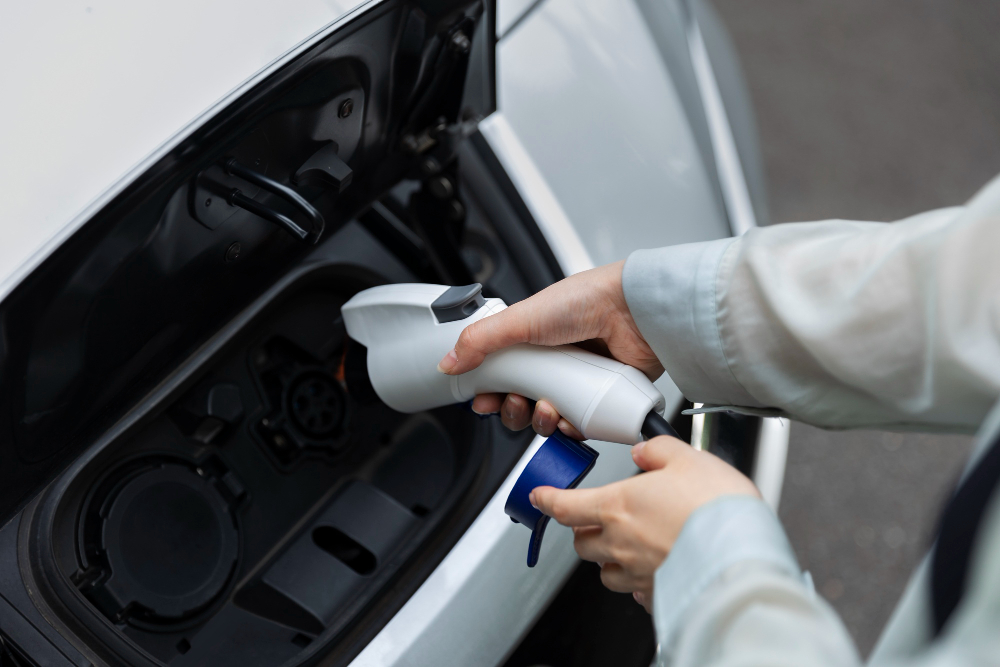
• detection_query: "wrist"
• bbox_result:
[599,259,629,330]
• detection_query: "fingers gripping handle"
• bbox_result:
[341,283,666,445]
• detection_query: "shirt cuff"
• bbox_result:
[622,240,761,407]
[652,495,802,646]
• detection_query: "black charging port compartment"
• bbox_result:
[20,229,536,666]
[2,0,565,663]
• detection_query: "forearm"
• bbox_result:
[658,511,998,667]
[653,497,860,666]
[665,565,861,667]
[624,176,1000,430]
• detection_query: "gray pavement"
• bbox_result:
[711,0,1000,655]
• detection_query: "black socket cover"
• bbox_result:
[89,464,239,623]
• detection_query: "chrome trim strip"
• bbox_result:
[690,403,707,451]
[691,403,787,509]
[754,417,790,512]
[683,4,757,236]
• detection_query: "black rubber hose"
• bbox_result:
[229,189,313,242]
[641,410,682,441]
[225,159,325,244]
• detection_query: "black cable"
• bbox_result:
[225,159,325,244]
[641,410,682,441]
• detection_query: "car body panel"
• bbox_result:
[497,0,732,267]
[496,0,538,37]
[0,0,372,303]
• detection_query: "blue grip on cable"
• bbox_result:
[504,431,599,567]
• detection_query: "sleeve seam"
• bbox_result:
[710,238,757,404]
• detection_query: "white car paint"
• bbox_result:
[479,113,593,276]
[496,0,538,37]
[497,0,732,268]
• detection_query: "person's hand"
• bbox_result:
[436,260,662,438]
[530,436,760,613]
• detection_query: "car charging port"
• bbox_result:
[252,336,353,465]
[287,370,346,439]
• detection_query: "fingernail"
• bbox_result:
[632,441,645,458]
[534,406,553,431]
[470,405,496,416]
[436,349,458,374]
[633,591,643,604]
[529,491,538,509]
[505,398,518,421]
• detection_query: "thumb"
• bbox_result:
[631,436,688,472]
[438,303,531,375]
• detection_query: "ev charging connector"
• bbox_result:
[342,283,678,566]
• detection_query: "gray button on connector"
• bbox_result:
[431,284,486,323]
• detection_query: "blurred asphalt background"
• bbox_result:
[711,0,1000,656]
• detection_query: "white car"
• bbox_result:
[0,1,787,665]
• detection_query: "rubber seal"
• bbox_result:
[504,431,599,567]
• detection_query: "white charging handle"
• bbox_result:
[342,284,665,445]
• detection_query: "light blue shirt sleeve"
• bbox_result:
[618,173,1000,665]
[622,237,759,409]
[652,495,803,644]
[622,199,999,431]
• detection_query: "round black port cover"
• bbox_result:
[100,464,239,621]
